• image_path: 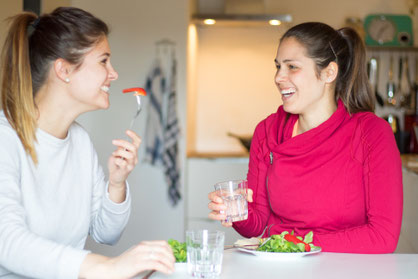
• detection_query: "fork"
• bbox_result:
[224,244,259,250]
[128,95,142,130]
[224,237,271,250]
[258,237,271,248]
[141,270,155,279]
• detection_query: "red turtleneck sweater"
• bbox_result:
[233,100,403,253]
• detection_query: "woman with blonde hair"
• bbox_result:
[0,7,174,278]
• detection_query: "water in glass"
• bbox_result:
[214,180,248,223]
[222,194,248,222]
[186,230,225,278]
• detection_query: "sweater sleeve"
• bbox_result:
[0,130,89,279]
[88,145,131,245]
[313,116,403,253]
[233,121,271,237]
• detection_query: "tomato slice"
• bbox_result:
[284,234,311,252]
[122,87,147,96]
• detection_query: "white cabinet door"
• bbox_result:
[395,170,418,253]
[186,158,249,244]
[186,158,249,219]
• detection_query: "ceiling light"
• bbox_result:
[269,20,281,26]
[203,19,216,25]
[192,14,292,27]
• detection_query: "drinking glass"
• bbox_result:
[214,179,248,223]
[186,230,225,278]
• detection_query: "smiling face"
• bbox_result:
[67,36,118,111]
[274,37,334,116]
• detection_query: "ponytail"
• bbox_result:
[1,13,39,164]
[281,22,375,114]
[336,28,374,113]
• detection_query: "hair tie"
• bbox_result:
[32,18,40,28]
[27,18,40,37]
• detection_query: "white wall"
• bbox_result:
[193,25,282,154]
[0,0,70,49]
[42,0,71,12]
[70,0,190,256]
[0,0,21,52]
[0,0,22,110]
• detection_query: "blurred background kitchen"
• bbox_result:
[1,0,417,255]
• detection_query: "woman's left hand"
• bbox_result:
[108,130,141,188]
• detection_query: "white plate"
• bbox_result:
[237,246,321,259]
[175,262,187,270]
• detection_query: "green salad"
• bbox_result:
[256,231,320,253]
[168,239,187,262]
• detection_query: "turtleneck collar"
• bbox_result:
[266,99,349,156]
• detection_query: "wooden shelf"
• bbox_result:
[187,151,249,158]
[366,46,418,52]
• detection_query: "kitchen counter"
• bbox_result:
[187,151,249,158]
[401,154,418,175]
[140,250,418,279]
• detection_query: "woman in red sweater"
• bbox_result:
[208,22,403,253]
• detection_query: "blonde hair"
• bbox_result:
[1,13,38,163]
[1,7,109,164]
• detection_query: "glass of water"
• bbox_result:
[186,230,225,278]
[214,179,248,223]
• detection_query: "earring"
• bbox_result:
[65,78,70,83]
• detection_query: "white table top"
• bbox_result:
[140,250,418,279]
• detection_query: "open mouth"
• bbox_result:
[101,85,110,93]
[280,88,295,98]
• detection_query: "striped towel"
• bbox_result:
[163,58,181,205]
[144,57,181,206]
[144,60,165,165]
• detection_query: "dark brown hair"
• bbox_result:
[280,22,374,114]
[1,7,109,163]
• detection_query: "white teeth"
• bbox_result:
[280,88,296,95]
[101,86,109,93]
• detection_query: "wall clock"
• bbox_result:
[364,14,413,46]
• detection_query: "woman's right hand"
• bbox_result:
[79,240,175,279]
[208,189,253,228]
[208,190,231,227]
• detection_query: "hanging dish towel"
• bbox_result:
[144,60,165,165]
[162,58,181,205]
[144,56,181,206]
